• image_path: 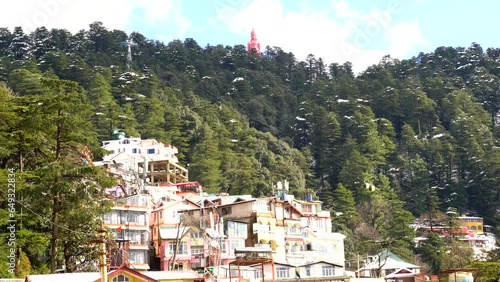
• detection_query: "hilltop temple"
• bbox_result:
[247,28,261,56]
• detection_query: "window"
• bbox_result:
[132,148,137,154]
[220,241,226,253]
[277,267,290,278]
[169,241,188,255]
[255,270,262,279]
[191,245,203,255]
[104,142,110,145]
[302,204,312,213]
[305,267,311,277]
[147,148,155,154]
[122,139,130,144]
[306,243,312,251]
[478,226,482,230]
[112,274,130,282]
[317,218,324,229]
[172,211,181,219]
[191,230,203,239]
[322,266,335,276]
[225,221,247,237]
[221,206,232,215]
[229,240,244,254]
[128,250,148,264]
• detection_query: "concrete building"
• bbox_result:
[103,193,152,270]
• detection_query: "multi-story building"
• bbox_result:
[290,196,345,267]
[97,136,188,186]
[103,192,152,270]
[96,134,191,271]
[150,193,200,271]
[96,135,347,279]
[177,190,346,279]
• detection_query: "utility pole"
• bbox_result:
[98,224,108,282]
[357,254,360,277]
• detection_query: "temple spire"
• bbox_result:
[247,28,261,57]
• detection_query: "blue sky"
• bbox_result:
[2,0,500,74]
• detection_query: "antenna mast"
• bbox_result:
[122,38,137,70]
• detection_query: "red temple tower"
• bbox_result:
[247,28,261,56]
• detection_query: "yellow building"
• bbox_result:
[458,216,484,234]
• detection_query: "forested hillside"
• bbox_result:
[0,22,499,277]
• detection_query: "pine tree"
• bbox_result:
[25,78,115,273]
[332,183,358,229]
[8,27,31,61]
[189,125,222,193]
[88,73,119,140]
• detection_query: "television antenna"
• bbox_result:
[121,39,137,69]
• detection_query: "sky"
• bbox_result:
[2,0,500,74]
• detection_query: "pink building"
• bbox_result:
[247,28,261,56]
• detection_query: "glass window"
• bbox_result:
[302,204,312,213]
[220,241,227,254]
[191,230,203,239]
[322,266,335,276]
[277,267,290,278]
[128,250,148,264]
[191,245,203,255]
[169,241,188,255]
[132,148,137,154]
[305,267,311,276]
[147,148,155,154]
[112,274,130,282]
[229,239,244,254]
[225,221,248,237]
[317,218,324,228]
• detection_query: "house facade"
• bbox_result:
[95,136,347,279]
[357,250,420,278]
[177,193,347,279]
[458,216,484,234]
[103,193,152,270]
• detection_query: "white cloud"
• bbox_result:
[0,0,190,39]
[210,0,427,75]
[386,21,428,58]
[0,0,426,75]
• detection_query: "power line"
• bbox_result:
[0,189,98,237]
